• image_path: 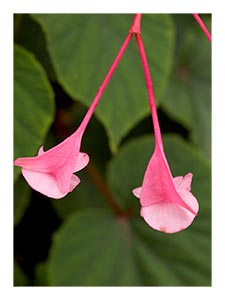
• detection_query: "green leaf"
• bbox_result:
[161,17,211,158]
[34,262,50,286]
[48,209,140,286]
[14,175,31,226]
[15,14,56,80]
[107,134,211,285]
[14,45,55,180]
[32,14,174,152]
[14,263,29,286]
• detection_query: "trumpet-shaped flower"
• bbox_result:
[14,130,89,199]
[133,144,199,233]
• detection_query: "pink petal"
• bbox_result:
[55,164,75,194]
[141,202,196,233]
[14,131,82,172]
[22,169,80,199]
[74,152,89,172]
[176,186,199,214]
[140,146,174,207]
[38,146,45,155]
[173,173,192,192]
[54,151,89,194]
[180,173,193,191]
[132,187,142,198]
[173,176,183,187]
[69,174,81,192]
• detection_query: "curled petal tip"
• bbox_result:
[132,187,142,198]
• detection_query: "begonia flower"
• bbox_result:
[14,129,89,199]
[132,143,199,233]
[14,29,133,199]
[132,28,199,233]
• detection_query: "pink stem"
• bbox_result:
[135,34,163,150]
[193,13,212,43]
[77,32,133,135]
[129,13,142,34]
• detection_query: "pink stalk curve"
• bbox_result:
[193,13,212,43]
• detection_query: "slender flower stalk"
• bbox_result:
[193,13,212,42]
[132,20,199,233]
[135,34,163,151]
[14,28,133,199]
[77,32,133,135]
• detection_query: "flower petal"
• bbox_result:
[141,202,196,233]
[180,173,193,191]
[132,187,142,198]
[22,169,80,199]
[173,173,192,192]
[74,152,89,172]
[140,146,177,206]
[55,162,76,194]
[38,146,45,155]
[176,187,199,214]
[14,131,82,172]
[69,174,81,191]
[173,176,183,187]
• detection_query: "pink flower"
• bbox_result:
[14,28,133,199]
[14,130,89,199]
[132,144,199,233]
[133,24,199,233]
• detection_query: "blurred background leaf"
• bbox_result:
[14,14,56,80]
[32,14,175,153]
[51,169,111,221]
[14,45,55,181]
[14,175,32,226]
[33,262,49,286]
[14,262,30,286]
[161,15,211,159]
[48,209,140,286]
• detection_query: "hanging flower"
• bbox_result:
[14,129,89,199]
[132,24,199,233]
[133,144,199,233]
[14,28,133,199]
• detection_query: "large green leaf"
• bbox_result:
[47,135,211,286]
[161,16,211,158]
[32,14,174,152]
[14,45,55,180]
[48,209,140,286]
